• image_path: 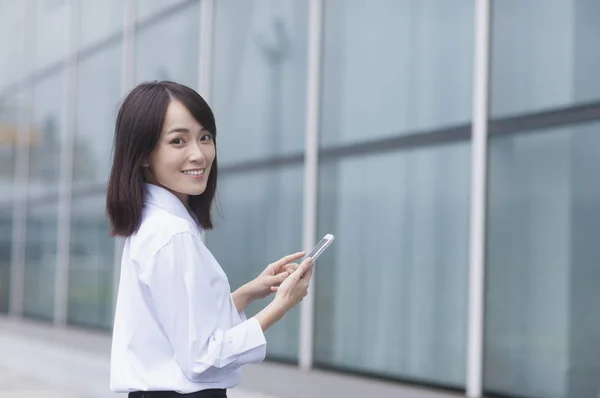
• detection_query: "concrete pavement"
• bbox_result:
[0,319,276,398]
[0,367,83,398]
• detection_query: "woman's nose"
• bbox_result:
[188,142,206,162]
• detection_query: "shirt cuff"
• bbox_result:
[228,317,267,364]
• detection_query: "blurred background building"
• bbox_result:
[1,0,600,398]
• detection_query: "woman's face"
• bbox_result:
[142,99,215,207]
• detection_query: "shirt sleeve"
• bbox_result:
[138,231,267,383]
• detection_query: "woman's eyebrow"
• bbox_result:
[167,127,208,135]
[167,127,190,135]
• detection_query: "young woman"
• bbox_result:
[106,81,313,398]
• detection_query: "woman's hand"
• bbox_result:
[272,256,314,311]
[232,251,304,312]
[254,256,314,331]
[254,251,304,299]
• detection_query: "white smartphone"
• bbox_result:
[304,233,335,262]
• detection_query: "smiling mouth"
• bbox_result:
[182,168,205,177]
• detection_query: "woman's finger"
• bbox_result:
[283,264,299,274]
[268,272,288,287]
[300,257,314,281]
[269,252,305,271]
[275,270,289,277]
[296,257,313,280]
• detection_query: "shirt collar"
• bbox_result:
[144,183,201,229]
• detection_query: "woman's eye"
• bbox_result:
[170,138,184,145]
[201,133,213,142]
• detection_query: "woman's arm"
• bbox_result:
[231,284,287,330]
[231,284,253,313]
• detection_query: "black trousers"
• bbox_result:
[128,389,226,398]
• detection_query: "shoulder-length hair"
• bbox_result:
[106,81,218,237]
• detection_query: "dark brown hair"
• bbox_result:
[106,81,218,236]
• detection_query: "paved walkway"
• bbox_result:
[0,367,83,398]
[0,318,275,398]
[0,316,460,398]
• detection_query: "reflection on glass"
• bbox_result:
[23,73,64,320]
[485,122,600,398]
[68,194,114,329]
[206,167,304,360]
[134,1,200,89]
[27,74,65,197]
[314,143,470,386]
[74,44,122,186]
[320,0,473,146]
[79,0,124,49]
[491,0,600,117]
[211,0,308,165]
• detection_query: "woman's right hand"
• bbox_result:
[273,256,314,311]
[254,256,314,332]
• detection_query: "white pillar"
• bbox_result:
[466,0,491,396]
[299,0,324,371]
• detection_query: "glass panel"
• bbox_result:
[211,0,308,165]
[35,0,69,71]
[67,42,121,329]
[206,166,304,360]
[491,0,600,117]
[23,199,57,320]
[27,73,64,197]
[0,1,26,90]
[0,207,11,313]
[23,73,65,320]
[134,1,200,89]
[135,0,189,22]
[485,122,600,398]
[0,92,18,313]
[0,94,17,203]
[320,0,473,146]
[314,143,470,386]
[73,43,121,186]
[68,194,114,329]
[79,0,124,49]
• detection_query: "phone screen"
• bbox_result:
[305,234,335,262]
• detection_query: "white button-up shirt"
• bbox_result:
[110,183,267,393]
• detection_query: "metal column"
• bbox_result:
[299,0,324,371]
[466,0,491,396]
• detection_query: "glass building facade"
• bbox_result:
[1,1,600,397]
